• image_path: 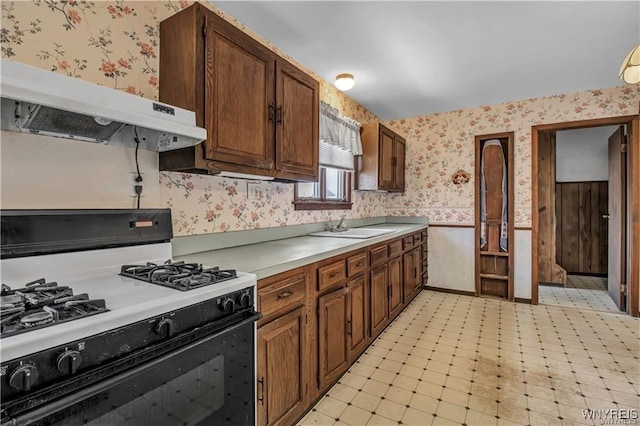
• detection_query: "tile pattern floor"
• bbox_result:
[300,290,639,426]
[539,276,620,314]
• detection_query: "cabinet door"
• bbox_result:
[347,276,367,361]
[378,128,395,190]
[257,307,306,426]
[205,20,276,169]
[318,288,348,390]
[394,136,406,192]
[275,60,319,180]
[370,265,389,337]
[388,256,403,319]
[404,248,421,302]
[413,247,423,294]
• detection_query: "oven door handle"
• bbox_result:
[3,312,261,426]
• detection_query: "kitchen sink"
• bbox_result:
[309,228,396,239]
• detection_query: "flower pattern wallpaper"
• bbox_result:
[2,1,638,235]
[384,85,640,227]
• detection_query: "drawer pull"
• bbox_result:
[329,272,337,279]
[356,262,364,267]
[257,377,265,405]
[277,291,293,299]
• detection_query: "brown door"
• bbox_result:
[275,60,319,180]
[394,136,406,192]
[388,256,403,319]
[206,25,275,169]
[347,276,367,360]
[318,288,349,389]
[608,126,627,311]
[378,128,395,190]
[257,307,305,426]
[370,265,389,336]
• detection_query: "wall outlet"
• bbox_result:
[247,182,261,200]
[129,172,144,197]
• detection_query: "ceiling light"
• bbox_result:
[334,73,355,91]
[619,44,640,84]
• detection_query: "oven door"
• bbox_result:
[4,312,260,426]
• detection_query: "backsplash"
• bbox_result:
[384,85,640,227]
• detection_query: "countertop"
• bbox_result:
[174,221,428,280]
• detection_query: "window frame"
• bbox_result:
[293,167,352,211]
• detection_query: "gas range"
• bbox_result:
[0,209,259,426]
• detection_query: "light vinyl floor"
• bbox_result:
[539,276,619,314]
[300,291,640,426]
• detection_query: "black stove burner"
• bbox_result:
[120,260,237,291]
[0,279,108,338]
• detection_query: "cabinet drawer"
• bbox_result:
[258,274,306,318]
[388,240,402,258]
[370,244,388,267]
[421,230,428,240]
[402,236,414,250]
[347,253,367,277]
[318,260,347,291]
[413,232,422,245]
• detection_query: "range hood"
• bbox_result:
[0,59,206,151]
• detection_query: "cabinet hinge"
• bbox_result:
[202,16,208,38]
[621,283,627,294]
[621,143,628,153]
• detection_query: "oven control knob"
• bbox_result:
[9,363,39,391]
[57,350,83,375]
[155,318,177,338]
[238,292,252,309]
[221,297,236,314]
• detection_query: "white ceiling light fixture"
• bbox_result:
[619,44,640,84]
[334,73,355,91]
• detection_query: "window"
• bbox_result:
[294,167,352,210]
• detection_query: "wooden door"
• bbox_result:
[555,182,608,274]
[275,60,319,180]
[608,126,627,311]
[394,136,406,192]
[370,265,389,337]
[378,128,395,190]
[388,256,403,319]
[347,276,367,361]
[257,307,305,426]
[205,20,275,169]
[318,288,348,389]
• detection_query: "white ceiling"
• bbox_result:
[214,1,640,120]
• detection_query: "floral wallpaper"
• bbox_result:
[384,85,640,227]
[3,2,638,235]
[1,0,385,236]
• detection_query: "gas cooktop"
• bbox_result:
[0,278,108,338]
[120,260,238,291]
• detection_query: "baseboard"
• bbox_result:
[539,281,564,288]
[424,286,475,297]
[515,297,532,304]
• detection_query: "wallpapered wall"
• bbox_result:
[383,86,640,227]
[2,1,638,236]
[0,0,386,236]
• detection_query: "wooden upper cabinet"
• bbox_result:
[158,3,319,182]
[275,60,319,178]
[206,22,275,169]
[356,122,406,192]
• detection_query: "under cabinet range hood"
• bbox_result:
[0,59,206,151]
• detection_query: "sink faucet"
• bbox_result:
[325,215,347,232]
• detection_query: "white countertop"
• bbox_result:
[175,223,428,280]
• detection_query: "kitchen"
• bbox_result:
[1,1,639,425]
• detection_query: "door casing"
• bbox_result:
[532,115,639,317]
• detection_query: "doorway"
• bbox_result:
[532,115,639,317]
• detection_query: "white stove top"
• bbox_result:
[0,243,257,362]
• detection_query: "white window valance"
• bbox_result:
[319,101,363,171]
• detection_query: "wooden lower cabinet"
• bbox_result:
[347,275,368,360]
[388,256,403,319]
[370,264,389,336]
[318,288,349,389]
[257,307,306,426]
[404,247,422,302]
